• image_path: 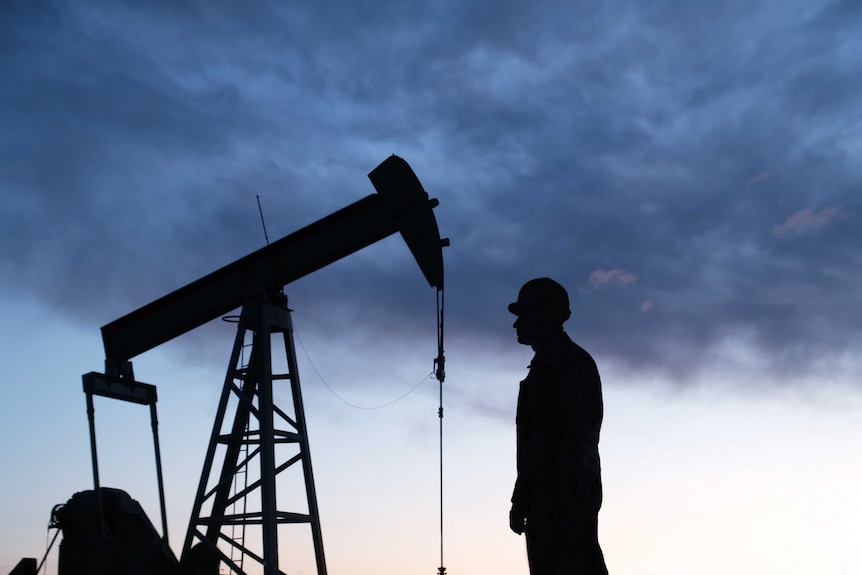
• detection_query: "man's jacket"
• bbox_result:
[512,330,604,519]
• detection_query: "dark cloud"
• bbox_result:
[2,0,861,387]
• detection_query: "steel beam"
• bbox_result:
[101,155,445,364]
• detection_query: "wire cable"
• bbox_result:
[291,277,448,574]
[38,527,60,574]
[294,329,432,411]
[435,282,446,575]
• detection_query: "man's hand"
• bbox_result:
[509,504,526,535]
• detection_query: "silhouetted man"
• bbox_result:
[508,278,608,574]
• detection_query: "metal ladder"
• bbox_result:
[227,338,253,572]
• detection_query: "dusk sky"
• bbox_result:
[2,1,861,574]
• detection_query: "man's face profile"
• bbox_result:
[513,312,557,346]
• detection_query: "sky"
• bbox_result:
[1,1,861,573]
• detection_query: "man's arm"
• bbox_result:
[516,378,556,496]
[550,346,603,506]
[510,366,556,533]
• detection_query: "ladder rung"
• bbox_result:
[217,432,300,444]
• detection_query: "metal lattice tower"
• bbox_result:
[182,292,326,575]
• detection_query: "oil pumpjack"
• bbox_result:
[10,155,447,575]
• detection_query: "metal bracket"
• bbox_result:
[82,371,169,543]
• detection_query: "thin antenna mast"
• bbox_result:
[257,194,270,245]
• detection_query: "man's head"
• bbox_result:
[508,278,570,346]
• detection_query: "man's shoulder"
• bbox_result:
[533,333,598,383]
[569,339,597,366]
[546,332,596,364]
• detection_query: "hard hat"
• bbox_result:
[508,277,571,324]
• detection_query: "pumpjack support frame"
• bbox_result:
[181,291,326,575]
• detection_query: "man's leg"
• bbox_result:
[556,513,608,575]
[525,516,559,575]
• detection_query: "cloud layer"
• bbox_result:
[2,0,861,385]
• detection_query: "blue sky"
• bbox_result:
[2,1,862,574]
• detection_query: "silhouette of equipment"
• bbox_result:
[100,154,444,365]
[18,155,447,575]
